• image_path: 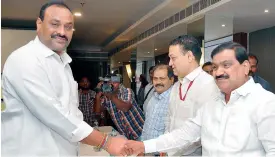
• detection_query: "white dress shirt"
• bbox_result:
[143,83,154,112]
[165,66,219,156]
[1,37,93,156]
[144,78,275,157]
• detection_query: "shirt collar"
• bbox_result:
[179,66,202,84]
[154,86,172,100]
[218,77,254,99]
[33,36,72,65]
[234,77,254,96]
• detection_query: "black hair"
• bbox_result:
[211,42,248,64]
[153,64,174,79]
[202,62,212,69]
[39,0,72,21]
[169,35,202,63]
[248,53,259,65]
[149,66,155,73]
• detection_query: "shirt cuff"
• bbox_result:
[71,121,94,142]
[144,139,157,153]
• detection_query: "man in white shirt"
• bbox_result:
[143,66,155,112]
[1,1,128,156]
[165,35,220,156]
[125,42,275,157]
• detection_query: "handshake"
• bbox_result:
[106,137,146,156]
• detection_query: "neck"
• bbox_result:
[225,93,231,103]
[55,51,63,56]
[81,89,89,93]
[224,76,249,104]
[183,62,199,78]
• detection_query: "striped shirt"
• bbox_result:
[141,87,172,141]
[103,85,144,140]
[78,89,97,126]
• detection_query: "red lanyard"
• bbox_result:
[179,81,194,101]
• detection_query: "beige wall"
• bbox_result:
[1,29,36,71]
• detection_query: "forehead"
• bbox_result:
[212,49,236,64]
[203,65,212,69]
[44,5,73,22]
[153,68,168,77]
[169,45,182,56]
[248,57,257,64]
[81,78,89,81]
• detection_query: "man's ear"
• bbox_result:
[36,18,42,32]
[187,51,195,62]
[242,60,250,76]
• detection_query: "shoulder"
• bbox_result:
[252,85,275,120]
[3,41,41,76]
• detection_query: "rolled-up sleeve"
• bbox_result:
[3,55,93,142]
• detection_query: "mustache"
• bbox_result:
[155,84,164,87]
[51,33,68,41]
[215,74,229,80]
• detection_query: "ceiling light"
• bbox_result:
[155,48,157,51]
[118,62,121,64]
[129,60,131,62]
[222,24,225,27]
[74,12,82,17]
[265,9,269,13]
[147,52,150,53]
[72,28,75,31]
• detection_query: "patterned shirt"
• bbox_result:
[141,86,172,141]
[102,85,145,140]
[78,89,97,126]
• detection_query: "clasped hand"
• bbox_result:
[106,138,145,156]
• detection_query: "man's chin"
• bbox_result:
[52,43,68,52]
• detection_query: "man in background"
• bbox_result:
[202,61,213,75]
[248,54,273,92]
[143,66,155,112]
[141,64,174,156]
[95,75,145,140]
[78,77,100,127]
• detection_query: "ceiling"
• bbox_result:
[1,0,166,47]
[110,0,275,68]
[2,0,275,67]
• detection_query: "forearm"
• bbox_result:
[111,96,132,111]
[94,98,101,113]
[81,129,105,146]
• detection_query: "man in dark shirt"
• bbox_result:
[248,54,273,92]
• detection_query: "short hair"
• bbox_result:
[211,42,248,64]
[153,64,174,79]
[248,53,259,65]
[202,62,212,69]
[149,66,155,73]
[39,1,72,21]
[169,35,202,63]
